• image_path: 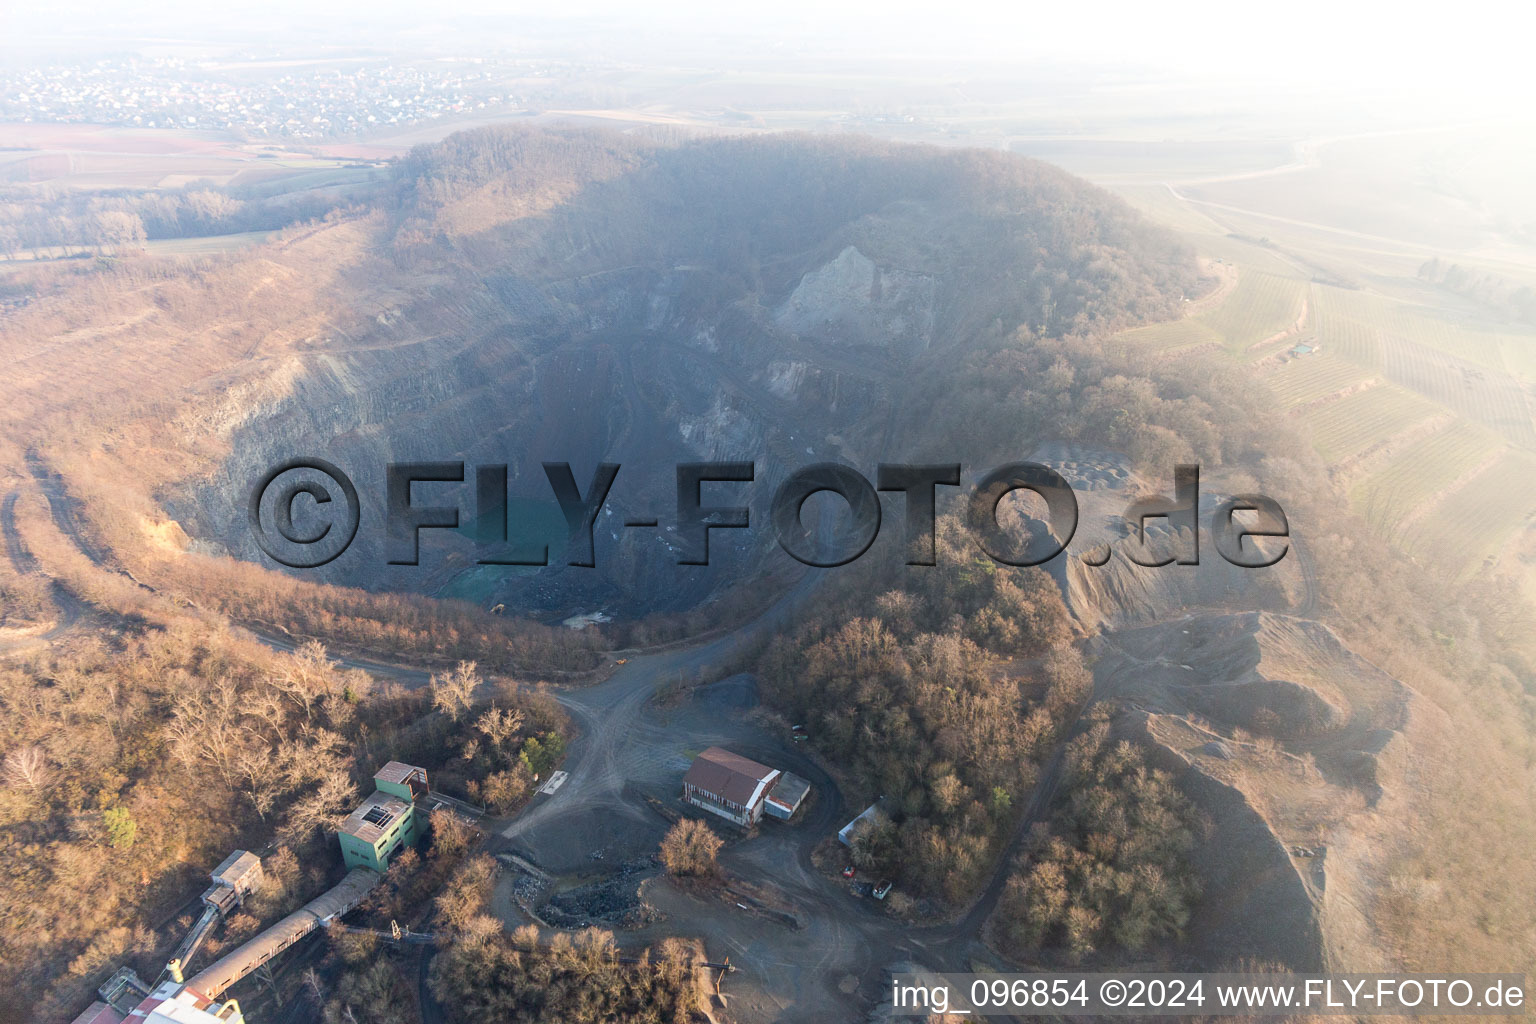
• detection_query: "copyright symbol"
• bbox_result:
[1100,979,1127,1007]
[249,458,359,568]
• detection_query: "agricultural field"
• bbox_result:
[1114,183,1232,236]
[1121,137,1536,597]
[1011,140,1296,185]
[1308,284,1387,370]
[1113,317,1223,353]
[1349,420,1504,537]
[1193,233,1312,279]
[1179,127,1536,258]
[1398,449,1536,579]
[1261,352,1374,408]
[1311,283,1536,382]
[1296,382,1441,463]
[228,163,391,199]
[1307,284,1536,447]
[1195,270,1306,355]
[1119,268,1310,358]
[144,230,276,256]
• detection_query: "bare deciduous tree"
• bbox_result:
[165,678,243,785]
[2,745,51,794]
[431,661,481,723]
[659,819,723,878]
[272,640,341,722]
[279,769,357,844]
[474,703,524,754]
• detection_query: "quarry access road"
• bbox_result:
[480,582,1076,1022]
[496,552,827,861]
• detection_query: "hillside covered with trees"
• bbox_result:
[0,615,568,1021]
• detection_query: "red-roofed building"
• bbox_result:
[682,747,782,826]
[71,979,245,1024]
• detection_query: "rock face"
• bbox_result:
[775,246,936,354]
[163,130,1196,617]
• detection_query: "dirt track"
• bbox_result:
[0,488,84,648]
[482,566,1075,1022]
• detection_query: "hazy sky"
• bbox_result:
[3,0,1527,103]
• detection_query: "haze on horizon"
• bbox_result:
[1,0,1528,113]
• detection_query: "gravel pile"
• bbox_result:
[542,858,659,929]
[512,872,549,905]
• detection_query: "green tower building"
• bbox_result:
[337,762,429,872]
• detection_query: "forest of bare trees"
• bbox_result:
[993,713,1206,959]
[426,856,703,1024]
[0,614,568,1022]
[0,180,371,259]
[759,516,1091,905]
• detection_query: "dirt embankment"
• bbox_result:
[1091,610,1418,971]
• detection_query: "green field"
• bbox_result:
[1262,352,1374,408]
[1125,161,1536,595]
[1298,383,1441,462]
[1308,284,1387,371]
[1115,317,1223,353]
[1120,269,1310,358]
[1196,271,1306,354]
[1194,234,1311,278]
[1349,420,1504,536]
[229,164,389,199]
[1398,449,1536,579]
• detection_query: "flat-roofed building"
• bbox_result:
[764,772,811,819]
[338,762,428,871]
[209,850,262,902]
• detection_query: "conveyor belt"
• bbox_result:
[186,868,381,998]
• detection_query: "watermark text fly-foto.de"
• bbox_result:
[249,459,1289,571]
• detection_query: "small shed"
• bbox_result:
[764,772,811,820]
[838,803,884,846]
[210,850,263,898]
